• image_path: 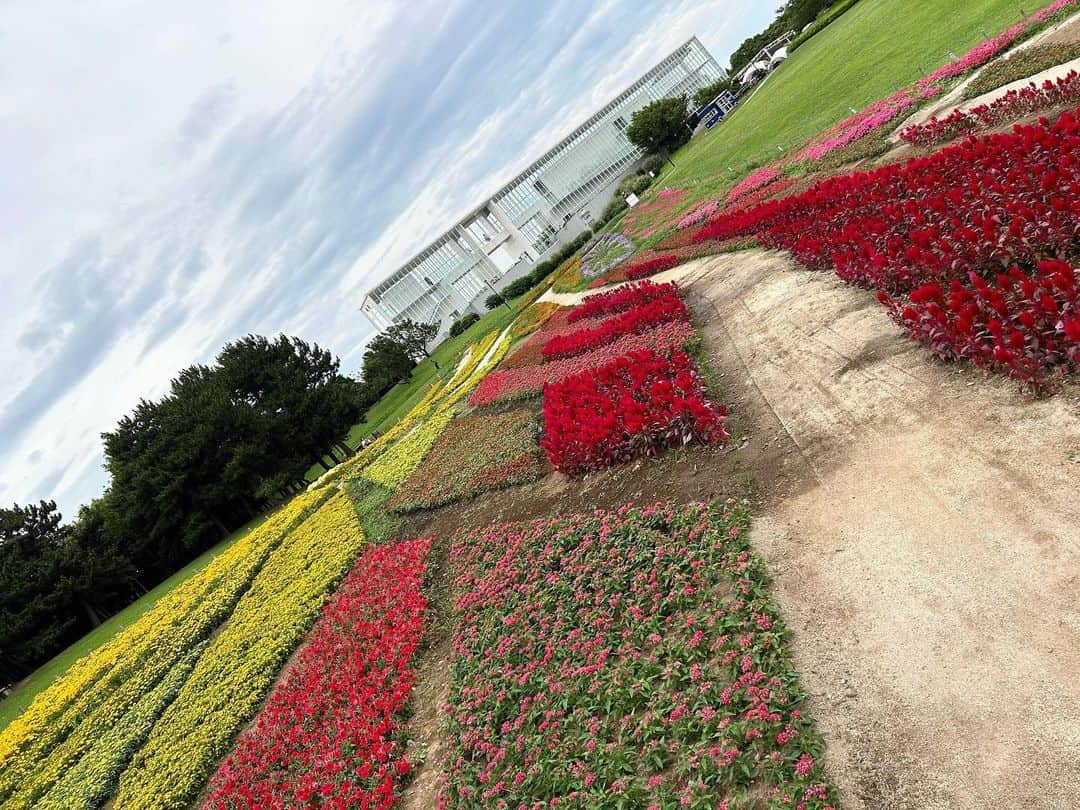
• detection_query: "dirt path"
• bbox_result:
[665,249,1080,809]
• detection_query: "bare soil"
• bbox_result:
[396,249,1080,808]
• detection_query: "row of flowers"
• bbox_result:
[899,70,1080,147]
[358,329,513,489]
[540,349,728,474]
[693,109,1080,389]
[0,487,334,810]
[470,319,697,406]
[879,260,1080,388]
[112,492,367,809]
[440,501,838,809]
[568,279,681,323]
[541,288,688,361]
[388,409,546,513]
[203,537,430,809]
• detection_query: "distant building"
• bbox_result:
[360,37,725,338]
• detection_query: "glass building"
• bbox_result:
[361,37,725,337]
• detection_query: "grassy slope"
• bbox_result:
[0,512,273,730]
[666,0,1028,186]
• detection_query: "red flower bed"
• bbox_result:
[542,290,688,362]
[203,538,430,810]
[441,502,838,809]
[568,280,679,323]
[691,109,1080,387]
[469,319,696,406]
[540,348,727,474]
[623,253,681,280]
[879,260,1080,390]
[726,167,783,204]
[901,70,1080,147]
[499,315,610,369]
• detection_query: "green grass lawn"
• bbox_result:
[665,0,1031,187]
[0,511,274,731]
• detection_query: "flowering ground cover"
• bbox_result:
[541,289,688,361]
[388,409,544,513]
[0,488,332,810]
[470,320,697,406]
[900,70,1080,147]
[693,108,1080,389]
[621,187,690,241]
[541,349,728,475]
[441,501,837,809]
[726,167,784,204]
[203,537,430,809]
[963,40,1080,99]
[112,491,366,809]
[568,280,681,323]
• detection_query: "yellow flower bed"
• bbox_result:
[111,491,365,809]
[318,328,505,488]
[0,489,330,808]
[360,328,513,491]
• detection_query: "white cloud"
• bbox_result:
[0,0,778,515]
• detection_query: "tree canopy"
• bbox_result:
[626,96,691,156]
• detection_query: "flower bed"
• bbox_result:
[878,260,1079,391]
[568,279,680,323]
[621,187,689,240]
[499,315,610,370]
[693,109,1080,388]
[726,167,783,204]
[113,492,367,809]
[580,233,634,278]
[203,537,430,809]
[963,41,1080,100]
[441,501,838,809]
[900,70,1080,147]
[540,349,727,474]
[0,488,332,810]
[677,199,720,230]
[388,409,544,513]
[469,319,697,406]
[542,291,688,361]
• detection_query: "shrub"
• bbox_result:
[484,292,507,310]
[540,349,728,475]
[449,312,481,337]
[0,488,332,810]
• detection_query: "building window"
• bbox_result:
[614,115,628,130]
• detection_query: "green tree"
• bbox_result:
[385,319,440,368]
[626,96,691,156]
[360,333,415,390]
[693,77,737,109]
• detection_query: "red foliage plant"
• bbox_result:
[540,348,728,475]
[542,289,688,361]
[568,280,680,323]
[203,538,430,810]
[692,108,1080,388]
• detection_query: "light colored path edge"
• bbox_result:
[673,249,1079,809]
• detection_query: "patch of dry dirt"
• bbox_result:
[398,248,1080,808]
[678,250,1080,809]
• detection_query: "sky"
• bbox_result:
[1,0,778,517]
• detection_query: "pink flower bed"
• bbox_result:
[725,167,783,204]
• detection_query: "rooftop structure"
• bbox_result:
[361,36,725,338]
